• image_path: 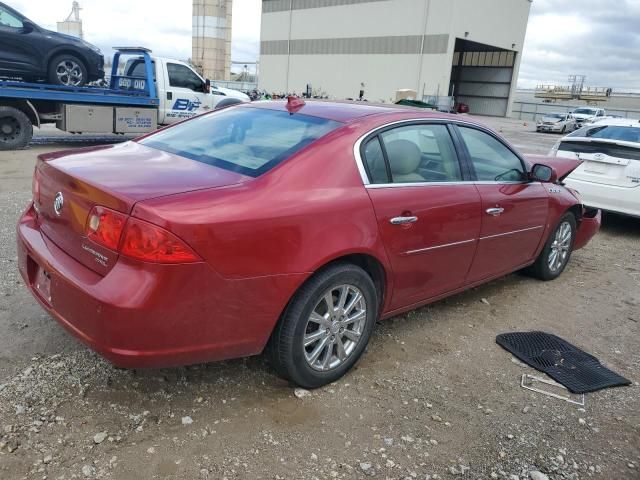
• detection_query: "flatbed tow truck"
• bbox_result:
[0,47,248,150]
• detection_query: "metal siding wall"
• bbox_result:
[262,34,448,55]
[457,67,513,83]
[263,0,388,13]
[458,97,508,116]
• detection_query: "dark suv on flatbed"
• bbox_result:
[0,2,104,86]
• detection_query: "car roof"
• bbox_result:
[243,99,458,123]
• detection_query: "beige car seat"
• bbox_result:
[385,139,425,182]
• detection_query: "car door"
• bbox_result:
[361,122,482,310]
[454,125,549,282]
[162,62,211,124]
[0,6,38,75]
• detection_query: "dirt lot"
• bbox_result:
[0,117,638,480]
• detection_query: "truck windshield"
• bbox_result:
[139,107,342,177]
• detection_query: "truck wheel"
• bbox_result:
[48,54,87,86]
[214,98,243,110]
[0,107,33,151]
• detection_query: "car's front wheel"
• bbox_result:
[268,263,378,388]
[48,54,87,86]
[528,212,576,280]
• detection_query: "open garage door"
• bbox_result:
[450,39,516,117]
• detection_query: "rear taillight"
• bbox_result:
[85,206,200,263]
[120,217,200,263]
[86,206,127,251]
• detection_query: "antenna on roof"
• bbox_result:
[286,96,305,114]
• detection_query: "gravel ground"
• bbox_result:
[0,117,638,480]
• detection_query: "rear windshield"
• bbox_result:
[568,125,640,143]
[558,141,640,161]
[140,107,342,177]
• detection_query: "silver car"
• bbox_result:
[536,112,576,134]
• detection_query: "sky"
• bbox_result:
[9,0,640,90]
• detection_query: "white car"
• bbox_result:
[536,112,576,133]
[570,107,606,128]
[550,119,640,217]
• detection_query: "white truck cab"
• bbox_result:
[570,107,606,127]
[124,56,249,125]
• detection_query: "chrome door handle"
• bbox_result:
[390,216,418,225]
[486,207,505,216]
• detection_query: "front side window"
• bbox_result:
[0,7,23,28]
[458,127,525,182]
[167,63,204,92]
[140,107,342,177]
[364,124,461,184]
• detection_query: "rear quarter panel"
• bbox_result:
[132,123,392,283]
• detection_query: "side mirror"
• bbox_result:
[529,163,557,183]
[205,78,211,94]
[22,20,35,33]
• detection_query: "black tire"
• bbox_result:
[561,125,566,133]
[268,263,378,388]
[0,106,32,150]
[48,54,88,86]
[528,212,577,281]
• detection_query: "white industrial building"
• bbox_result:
[259,0,532,116]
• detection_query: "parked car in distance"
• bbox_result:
[551,118,640,217]
[0,1,104,86]
[17,100,601,387]
[536,112,576,133]
[570,107,606,128]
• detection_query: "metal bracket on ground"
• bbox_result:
[520,373,585,406]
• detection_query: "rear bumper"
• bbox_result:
[574,208,601,250]
[564,177,640,217]
[17,204,306,368]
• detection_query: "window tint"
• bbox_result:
[362,137,388,183]
[376,124,461,184]
[140,107,341,177]
[0,7,22,28]
[458,127,525,182]
[167,63,204,92]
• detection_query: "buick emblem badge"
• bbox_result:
[53,192,64,216]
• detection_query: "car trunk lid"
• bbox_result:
[556,139,640,188]
[34,142,248,275]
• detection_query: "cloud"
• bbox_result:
[10,0,261,73]
[519,0,640,91]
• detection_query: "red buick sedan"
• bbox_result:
[17,99,601,387]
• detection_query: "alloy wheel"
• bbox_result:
[303,284,367,371]
[56,60,84,86]
[548,221,572,273]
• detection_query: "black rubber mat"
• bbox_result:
[496,331,631,394]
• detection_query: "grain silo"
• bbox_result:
[57,1,83,39]
[192,0,232,81]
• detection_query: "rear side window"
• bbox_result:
[362,137,389,184]
[362,124,462,184]
[140,107,342,177]
[558,141,640,161]
[458,127,525,182]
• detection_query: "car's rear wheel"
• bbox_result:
[0,106,32,150]
[528,212,576,280]
[268,263,378,388]
[48,54,87,86]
